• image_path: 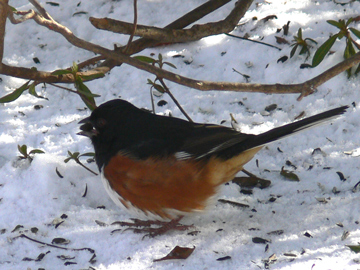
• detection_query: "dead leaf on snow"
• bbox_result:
[153,246,195,262]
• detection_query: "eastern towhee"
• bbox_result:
[78,99,348,236]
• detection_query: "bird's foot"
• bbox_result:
[112,216,193,238]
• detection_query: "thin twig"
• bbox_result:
[7,8,36,24]
[124,0,137,54]
[28,0,52,20]
[0,0,9,67]
[225,33,282,51]
[76,55,105,70]
[75,158,98,175]
[157,78,193,122]
[14,234,95,253]
[150,87,156,114]
[241,168,256,178]
[48,83,78,94]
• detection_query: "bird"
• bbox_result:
[78,99,348,236]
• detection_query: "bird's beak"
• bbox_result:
[78,117,90,124]
[77,117,98,137]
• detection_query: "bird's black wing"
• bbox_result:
[123,112,254,160]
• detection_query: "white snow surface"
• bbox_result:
[1,0,360,269]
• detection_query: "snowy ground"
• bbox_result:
[1,0,360,269]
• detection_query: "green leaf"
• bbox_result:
[68,151,80,158]
[297,28,302,39]
[345,17,353,27]
[18,144,28,157]
[304,38,317,44]
[153,83,165,93]
[9,5,17,11]
[72,62,79,73]
[347,40,356,58]
[354,63,360,75]
[299,46,309,55]
[344,40,355,77]
[0,81,30,103]
[349,27,360,39]
[337,32,345,40]
[290,44,298,58]
[76,81,100,98]
[164,62,177,69]
[158,53,163,62]
[79,73,105,81]
[280,167,300,181]
[29,149,45,155]
[51,69,73,76]
[64,151,80,163]
[28,84,37,96]
[28,84,47,100]
[346,245,360,253]
[327,20,343,29]
[79,152,95,158]
[312,34,338,67]
[75,78,98,111]
[133,55,155,64]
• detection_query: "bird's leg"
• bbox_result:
[112,216,193,238]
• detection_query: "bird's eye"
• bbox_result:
[96,118,107,128]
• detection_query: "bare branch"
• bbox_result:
[0,0,9,67]
[102,0,233,60]
[157,77,193,122]
[28,0,52,20]
[297,51,360,100]
[3,0,360,101]
[90,0,253,43]
[3,0,232,83]
[7,8,36,24]
[76,55,105,70]
[1,63,108,83]
[124,0,137,53]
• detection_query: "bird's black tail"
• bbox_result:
[244,105,349,150]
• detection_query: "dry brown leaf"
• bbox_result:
[153,246,195,262]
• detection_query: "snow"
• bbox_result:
[1,0,360,269]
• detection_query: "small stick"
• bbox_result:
[14,234,95,253]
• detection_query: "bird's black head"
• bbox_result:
[78,99,143,170]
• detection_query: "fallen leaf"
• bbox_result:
[218,199,249,208]
[95,220,107,227]
[265,104,277,112]
[347,245,360,253]
[277,56,288,63]
[217,256,231,261]
[283,253,297,257]
[336,171,346,181]
[11,225,24,233]
[280,167,300,181]
[341,231,350,241]
[232,176,271,189]
[267,230,284,236]
[51,237,70,245]
[153,246,195,262]
[275,36,289,44]
[252,237,271,244]
[294,111,305,120]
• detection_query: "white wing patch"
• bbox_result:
[174,151,192,160]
